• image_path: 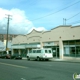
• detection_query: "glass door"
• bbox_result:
[76,46,80,57]
[70,47,75,57]
[52,46,59,58]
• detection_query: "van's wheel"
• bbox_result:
[45,59,49,61]
[37,57,40,61]
[27,56,30,61]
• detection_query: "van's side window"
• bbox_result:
[45,50,48,53]
[33,50,36,53]
[29,50,32,53]
[49,50,51,53]
[37,50,41,53]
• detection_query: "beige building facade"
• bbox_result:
[12,25,80,59]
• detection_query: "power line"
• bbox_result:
[31,0,80,21]
[68,20,80,25]
[64,12,80,25]
[67,12,80,21]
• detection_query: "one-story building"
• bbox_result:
[11,25,80,59]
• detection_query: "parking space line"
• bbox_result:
[0,62,28,69]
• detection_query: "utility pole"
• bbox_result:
[63,18,64,25]
[6,14,12,54]
[64,18,66,25]
[63,18,66,25]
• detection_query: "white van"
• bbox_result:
[27,48,53,61]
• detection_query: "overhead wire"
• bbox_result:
[67,12,80,21]
[68,20,80,25]
[66,11,80,25]
[30,0,80,21]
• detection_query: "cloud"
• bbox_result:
[0,8,46,34]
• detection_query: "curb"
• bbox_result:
[22,57,27,59]
[51,59,80,63]
[22,58,80,63]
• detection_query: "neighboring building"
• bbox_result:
[0,34,18,54]
[12,25,80,59]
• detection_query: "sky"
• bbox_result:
[0,0,80,34]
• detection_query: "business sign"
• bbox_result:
[26,44,41,48]
[73,73,80,80]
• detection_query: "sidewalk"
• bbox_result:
[22,57,27,59]
[51,58,80,63]
[22,57,80,63]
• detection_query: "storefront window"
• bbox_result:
[76,40,80,45]
[64,40,80,57]
[63,41,68,45]
[14,49,18,54]
[76,46,80,57]
[21,49,27,57]
[70,47,75,57]
[69,41,75,45]
[64,47,70,56]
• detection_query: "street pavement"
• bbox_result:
[0,59,80,80]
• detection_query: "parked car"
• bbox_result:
[6,54,11,59]
[0,54,6,59]
[0,54,11,59]
[11,54,22,59]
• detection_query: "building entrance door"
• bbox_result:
[21,49,28,57]
[52,46,59,58]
